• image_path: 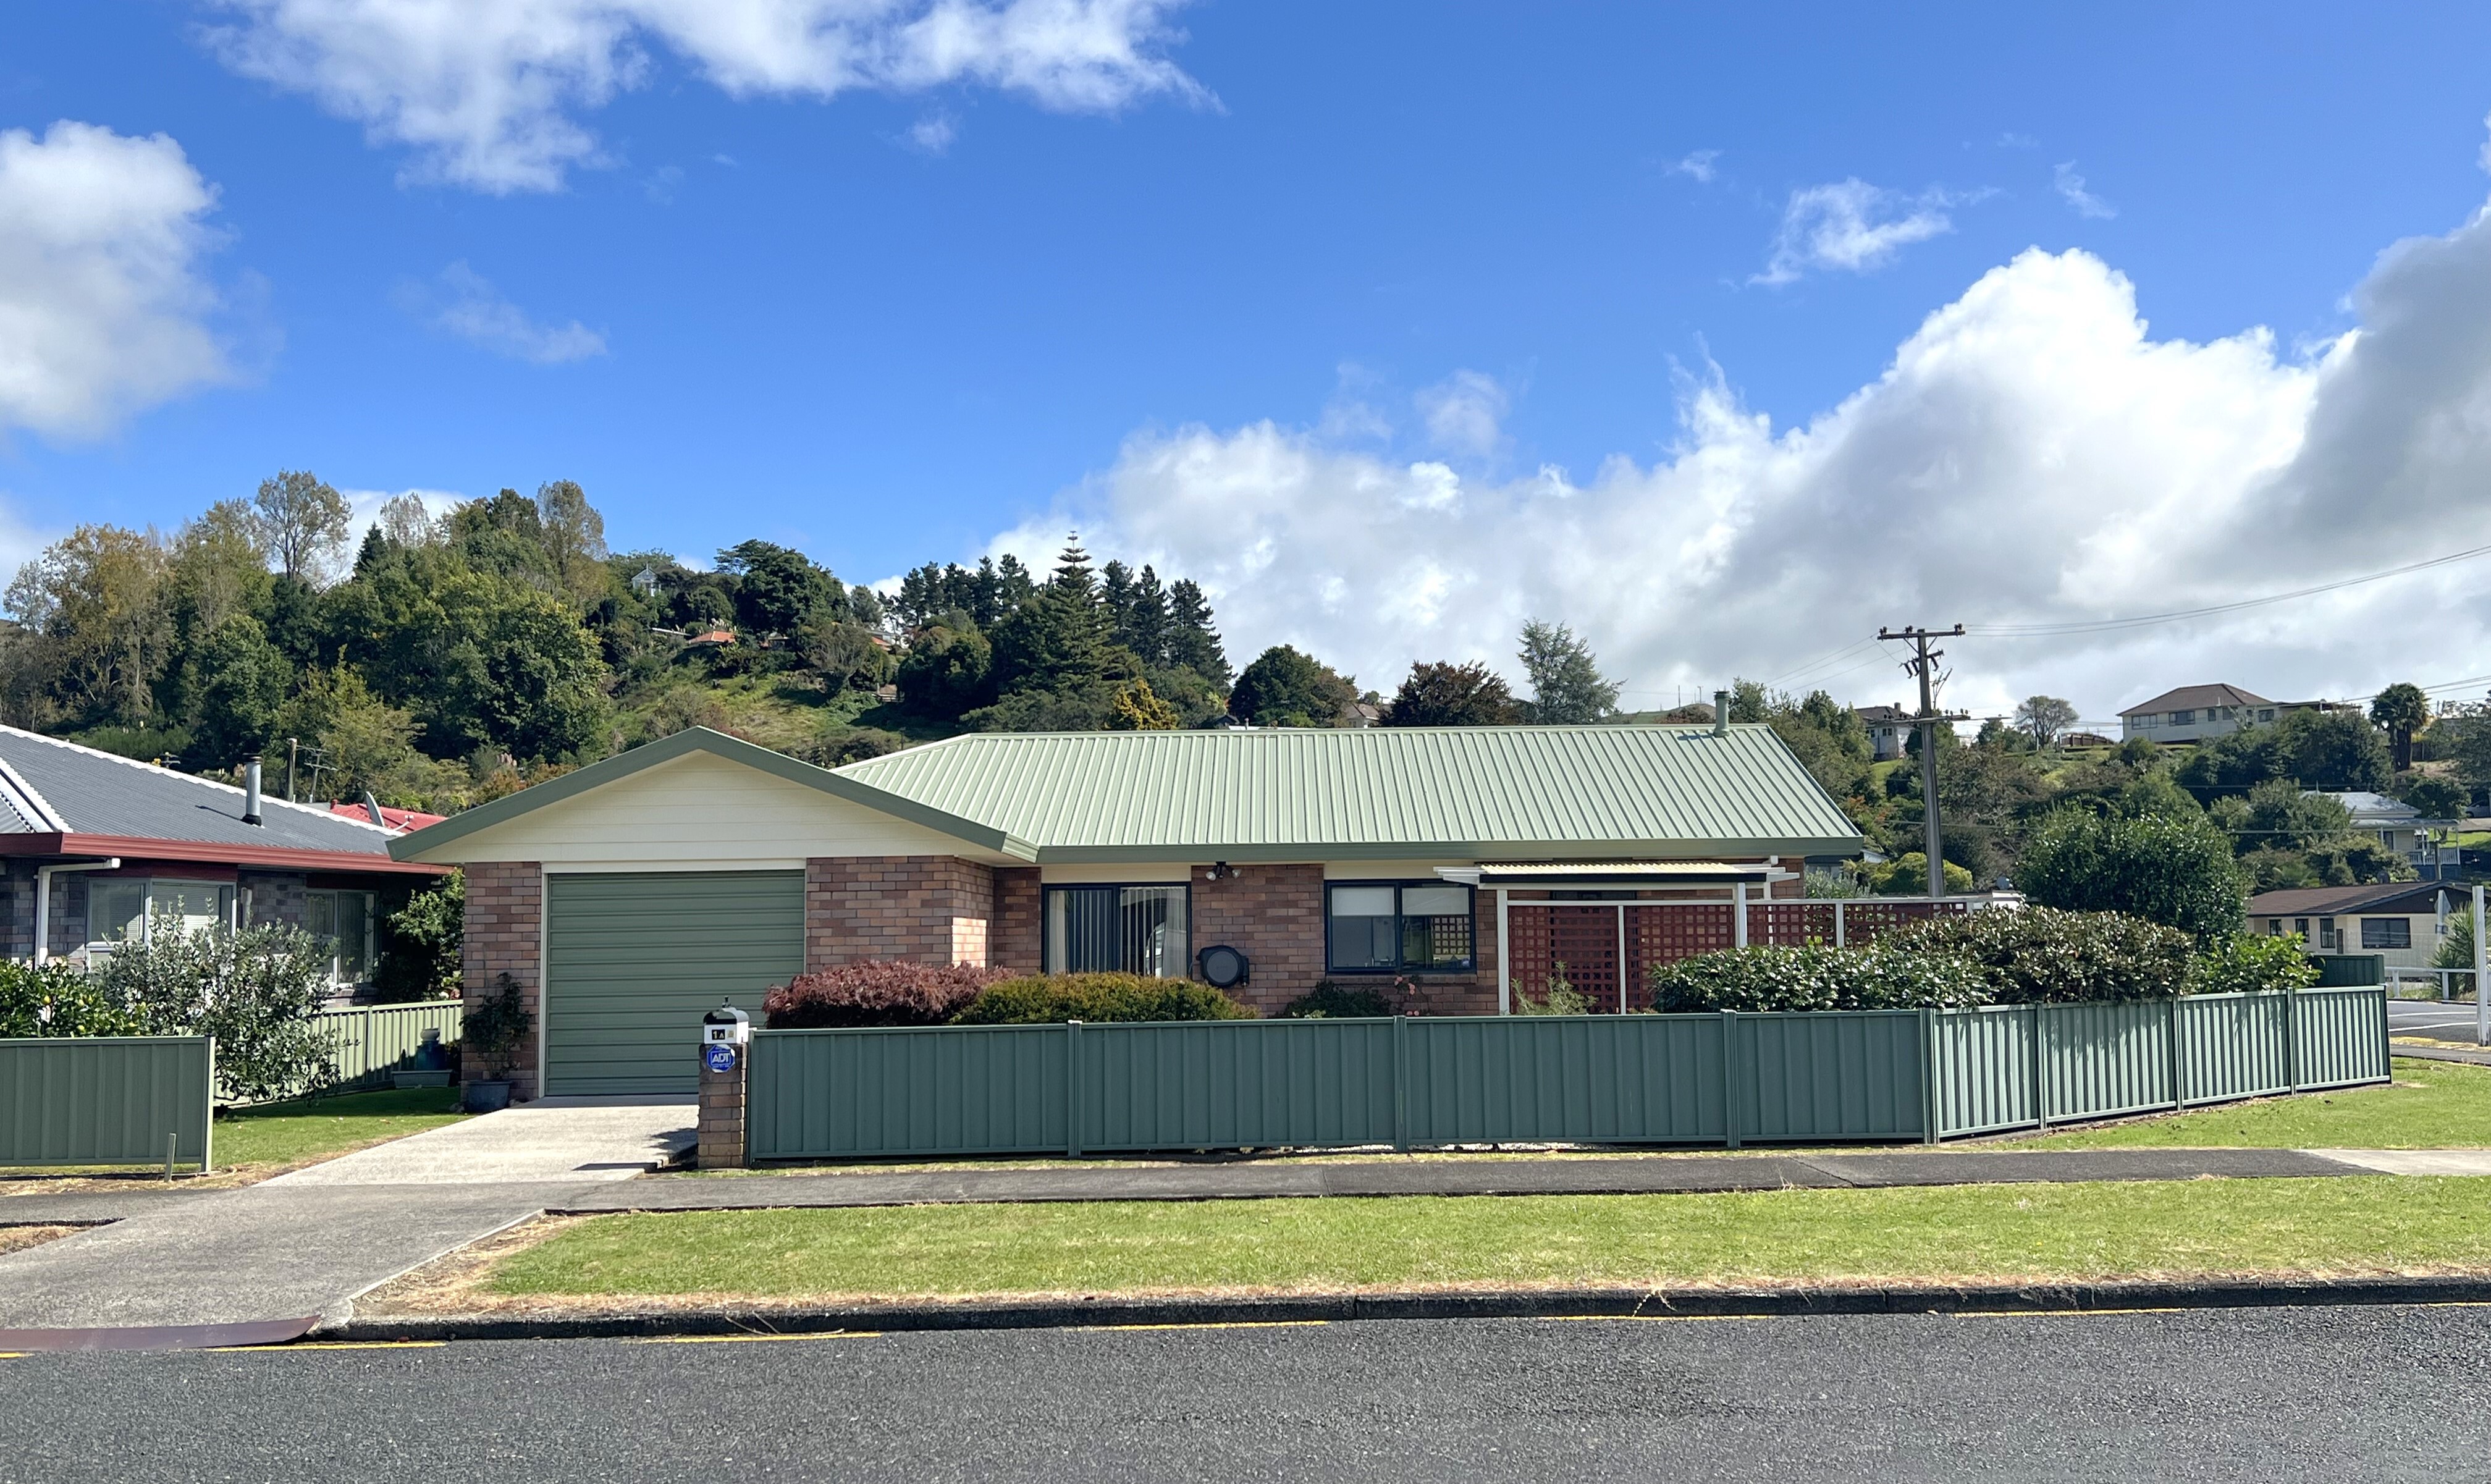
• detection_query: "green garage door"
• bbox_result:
[543,871,805,1097]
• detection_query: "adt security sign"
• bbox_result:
[704,1042,739,1074]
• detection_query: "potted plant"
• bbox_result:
[390,1027,454,1089]
[460,972,533,1112]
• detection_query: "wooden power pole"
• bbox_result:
[1879,625,1968,900]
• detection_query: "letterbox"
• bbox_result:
[702,1001,750,1047]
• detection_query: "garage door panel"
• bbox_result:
[543,870,805,1097]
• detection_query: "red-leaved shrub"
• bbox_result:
[764,961,1014,1029]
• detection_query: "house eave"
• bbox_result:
[0,833,449,876]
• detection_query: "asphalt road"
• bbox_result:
[2389,996,2488,1042]
[4,1306,2488,1482]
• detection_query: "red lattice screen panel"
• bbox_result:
[1622,904,1736,1010]
[1837,899,1974,944]
[1749,902,1838,947]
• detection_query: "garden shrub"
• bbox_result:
[765,960,1015,1028]
[373,871,463,1003]
[1887,906,2193,1003]
[0,959,143,1037]
[2014,808,2246,940]
[951,973,1255,1024]
[97,921,336,1104]
[1512,962,1593,1015]
[2191,932,2322,997]
[1278,981,1396,1019]
[1647,943,1990,1013]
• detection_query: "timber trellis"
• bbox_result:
[743,986,2390,1161]
[1501,897,1974,1013]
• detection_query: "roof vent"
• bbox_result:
[242,756,264,827]
[1712,690,1729,736]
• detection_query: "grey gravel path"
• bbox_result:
[4,1305,2485,1482]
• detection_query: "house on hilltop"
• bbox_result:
[2117,685,2279,744]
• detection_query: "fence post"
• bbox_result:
[2030,1004,2049,1134]
[1918,1007,1938,1145]
[201,1036,216,1174]
[1064,1019,1084,1159]
[1392,1014,1409,1152]
[1834,899,1845,948]
[2284,988,2299,1093]
[2167,996,2184,1112]
[1721,1011,1741,1149]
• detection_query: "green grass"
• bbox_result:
[487,1176,2491,1301]
[2011,1057,2491,1150]
[213,1086,466,1171]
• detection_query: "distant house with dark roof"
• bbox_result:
[0,726,448,995]
[2117,684,2280,744]
[2249,880,2467,969]
[1853,704,1912,761]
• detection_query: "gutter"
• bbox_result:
[32,858,119,966]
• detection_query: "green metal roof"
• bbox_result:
[831,725,1863,862]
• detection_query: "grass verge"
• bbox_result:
[2015,1058,2489,1150]
[2,1086,470,1191]
[213,1086,466,1171]
[458,1176,2491,1307]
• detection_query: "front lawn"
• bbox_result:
[2013,1057,2490,1150]
[478,1176,2491,1303]
[213,1086,467,1173]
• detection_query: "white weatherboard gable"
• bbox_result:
[400,749,1012,869]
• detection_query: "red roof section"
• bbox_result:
[327,802,449,833]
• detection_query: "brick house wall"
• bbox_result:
[993,867,1040,973]
[240,872,307,931]
[461,861,543,1099]
[0,861,33,961]
[805,856,997,969]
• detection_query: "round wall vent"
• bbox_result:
[1197,944,1250,989]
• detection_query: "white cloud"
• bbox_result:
[1414,370,1508,458]
[987,193,2491,725]
[396,261,607,363]
[2054,160,2116,220]
[1668,149,1718,183]
[1756,179,1953,285]
[0,121,230,438]
[204,0,1207,193]
[908,112,958,153]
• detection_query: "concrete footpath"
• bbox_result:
[558,1146,2400,1213]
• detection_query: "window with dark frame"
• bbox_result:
[2359,917,2411,950]
[1043,884,1190,977]
[1326,882,1476,974]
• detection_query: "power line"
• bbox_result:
[1965,541,2491,638]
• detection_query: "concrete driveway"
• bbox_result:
[0,1098,696,1338]
[265,1098,696,1186]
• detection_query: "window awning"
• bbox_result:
[1435,861,1779,889]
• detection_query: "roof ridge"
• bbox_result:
[0,724,397,838]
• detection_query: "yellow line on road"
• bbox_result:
[1543,1312,1774,1323]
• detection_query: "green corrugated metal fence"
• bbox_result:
[1,1036,214,1170]
[310,1002,464,1095]
[2309,955,2385,987]
[747,987,2390,1160]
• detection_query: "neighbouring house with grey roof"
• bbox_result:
[1853,704,1913,761]
[2117,684,2280,744]
[0,726,449,996]
[2249,880,2469,969]
[392,724,1870,1098]
[2311,791,2463,880]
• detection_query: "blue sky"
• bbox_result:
[9,3,2491,720]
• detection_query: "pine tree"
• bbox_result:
[992,554,1037,612]
[1050,534,1096,604]
[1098,560,1136,648]
[1164,579,1231,688]
[1121,564,1171,666]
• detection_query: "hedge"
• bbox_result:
[1886,906,2193,1003]
[1648,943,1991,1013]
[765,961,1014,1029]
[1278,982,1396,1019]
[950,974,1255,1024]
